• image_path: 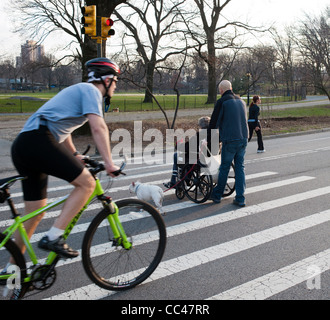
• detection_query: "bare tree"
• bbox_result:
[12,0,84,61]
[272,28,295,95]
[119,53,188,129]
[294,8,330,100]
[0,59,18,90]
[182,0,268,104]
[113,0,188,103]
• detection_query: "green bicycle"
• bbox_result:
[0,151,167,300]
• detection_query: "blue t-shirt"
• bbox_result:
[21,83,103,143]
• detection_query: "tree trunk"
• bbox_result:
[206,37,217,104]
[143,62,155,103]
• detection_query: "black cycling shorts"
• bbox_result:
[11,126,84,201]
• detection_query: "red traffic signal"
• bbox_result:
[101,17,115,38]
[105,19,114,27]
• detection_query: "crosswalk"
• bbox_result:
[0,158,329,300]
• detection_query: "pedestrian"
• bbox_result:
[11,57,121,258]
[208,80,248,207]
[248,95,265,153]
[163,116,210,189]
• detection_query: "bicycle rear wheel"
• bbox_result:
[82,199,167,291]
[0,233,28,300]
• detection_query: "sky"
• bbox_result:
[0,0,329,60]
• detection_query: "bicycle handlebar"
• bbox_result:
[80,145,126,176]
[83,157,126,176]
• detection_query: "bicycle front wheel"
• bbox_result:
[82,199,167,291]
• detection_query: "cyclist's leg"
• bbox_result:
[38,168,95,258]
[12,126,93,257]
[11,134,49,255]
[53,168,95,230]
[9,199,47,263]
[33,132,95,257]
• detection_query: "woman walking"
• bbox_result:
[248,95,265,153]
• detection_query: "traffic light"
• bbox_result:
[101,17,115,39]
[81,5,96,37]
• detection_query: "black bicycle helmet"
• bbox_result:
[86,57,120,82]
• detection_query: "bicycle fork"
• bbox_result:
[100,195,132,250]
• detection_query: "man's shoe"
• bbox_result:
[209,196,221,204]
[233,199,246,207]
[163,181,175,189]
[38,236,79,258]
[257,149,266,153]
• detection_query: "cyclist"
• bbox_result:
[11,57,121,258]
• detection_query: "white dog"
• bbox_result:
[129,181,165,215]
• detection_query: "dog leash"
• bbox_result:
[163,140,217,193]
[163,163,196,193]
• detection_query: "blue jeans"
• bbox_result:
[211,139,247,203]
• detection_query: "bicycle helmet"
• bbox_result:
[86,57,120,82]
[86,57,120,112]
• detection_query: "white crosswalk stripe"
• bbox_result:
[0,163,329,300]
[207,247,330,300]
[47,206,330,300]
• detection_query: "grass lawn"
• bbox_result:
[0,91,302,113]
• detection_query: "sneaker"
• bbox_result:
[38,236,79,258]
[233,199,246,207]
[163,181,175,189]
[257,149,266,153]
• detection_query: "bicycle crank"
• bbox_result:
[30,265,56,290]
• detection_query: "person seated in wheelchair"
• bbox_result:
[163,116,210,189]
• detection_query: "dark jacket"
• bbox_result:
[208,90,248,143]
[248,104,260,124]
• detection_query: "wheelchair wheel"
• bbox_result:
[222,162,235,197]
[175,183,185,200]
[182,164,213,203]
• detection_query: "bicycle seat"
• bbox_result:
[0,175,25,189]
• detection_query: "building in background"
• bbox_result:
[16,40,45,67]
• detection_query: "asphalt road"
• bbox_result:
[0,130,329,303]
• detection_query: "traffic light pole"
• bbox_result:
[96,16,102,57]
[81,6,115,58]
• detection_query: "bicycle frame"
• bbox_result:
[0,175,131,284]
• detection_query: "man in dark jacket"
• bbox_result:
[208,80,248,206]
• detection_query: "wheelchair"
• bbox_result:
[174,145,235,203]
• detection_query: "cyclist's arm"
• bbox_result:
[61,134,77,155]
[86,113,120,176]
